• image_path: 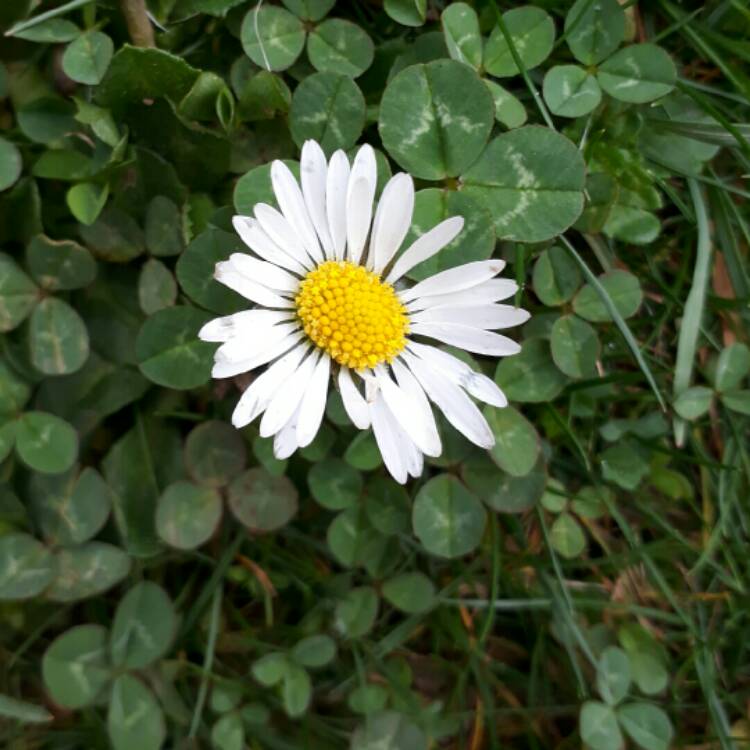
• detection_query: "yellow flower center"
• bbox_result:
[295,260,409,371]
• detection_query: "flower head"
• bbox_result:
[199,140,529,483]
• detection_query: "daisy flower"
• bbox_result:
[199,141,530,484]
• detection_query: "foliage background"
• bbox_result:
[1,0,749,748]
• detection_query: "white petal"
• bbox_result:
[346,177,372,265]
[406,341,472,381]
[301,140,334,257]
[271,160,324,264]
[410,304,530,330]
[399,260,506,302]
[274,403,301,460]
[406,447,423,477]
[364,373,378,403]
[231,343,309,428]
[466,373,507,407]
[407,443,423,478]
[260,350,321,437]
[386,399,423,479]
[374,366,440,457]
[369,173,414,274]
[255,203,314,269]
[338,368,370,429]
[410,321,521,356]
[232,216,308,275]
[212,360,252,379]
[211,330,303,378]
[229,253,300,293]
[363,370,422,477]
[199,310,293,343]
[349,144,377,200]
[385,217,464,284]
[215,322,299,364]
[402,352,495,449]
[407,342,507,407]
[326,150,350,260]
[369,392,408,484]
[391,357,448,432]
[406,278,519,311]
[346,145,376,264]
[296,353,330,447]
[214,262,294,308]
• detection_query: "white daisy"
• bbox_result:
[199,140,530,484]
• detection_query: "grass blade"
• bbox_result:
[673,179,712,446]
[4,0,93,37]
[560,235,667,410]
[188,582,223,738]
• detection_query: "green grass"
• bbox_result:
[1,0,749,749]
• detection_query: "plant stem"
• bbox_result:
[120,0,155,47]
